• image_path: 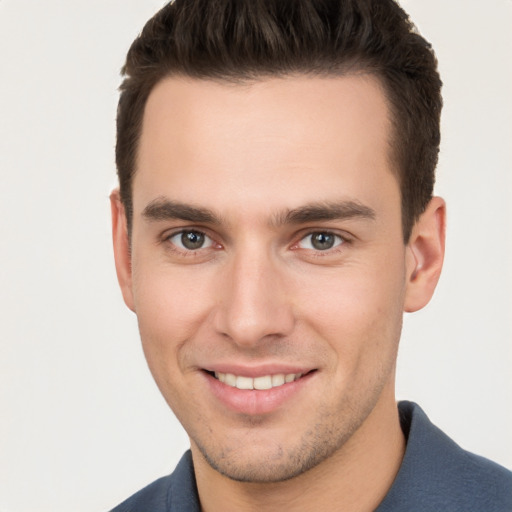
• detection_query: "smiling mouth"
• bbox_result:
[208,371,310,390]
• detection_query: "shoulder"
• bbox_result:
[377,401,512,512]
[109,474,172,512]
[108,451,200,512]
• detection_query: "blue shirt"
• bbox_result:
[110,401,512,511]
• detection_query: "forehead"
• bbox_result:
[134,74,398,220]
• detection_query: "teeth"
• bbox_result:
[285,373,295,383]
[254,375,272,390]
[225,373,236,387]
[236,376,254,390]
[271,374,285,387]
[213,372,303,390]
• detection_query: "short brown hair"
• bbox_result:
[116,0,442,241]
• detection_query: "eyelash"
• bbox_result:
[163,229,220,256]
[162,228,351,258]
[290,230,351,259]
[296,231,344,249]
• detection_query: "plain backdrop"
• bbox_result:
[0,1,511,511]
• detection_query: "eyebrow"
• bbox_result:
[274,201,376,226]
[142,197,222,224]
[142,197,376,226]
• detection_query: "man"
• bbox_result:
[109,0,512,510]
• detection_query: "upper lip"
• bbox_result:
[202,364,315,378]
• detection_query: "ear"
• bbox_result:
[404,196,446,313]
[110,189,135,312]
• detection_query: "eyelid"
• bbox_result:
[299,232,342,249]
[162,227,221,253]
[160,226,352,255]
[169,230,214,250]
[290,228,352,253]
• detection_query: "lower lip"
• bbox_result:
[203,371,314,415]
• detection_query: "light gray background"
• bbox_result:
[0,1,511,511]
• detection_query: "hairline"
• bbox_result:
[124,66,408,241]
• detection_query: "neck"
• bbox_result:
[192,393,405,512]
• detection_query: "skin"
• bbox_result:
[111,75,445,511]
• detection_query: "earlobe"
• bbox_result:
[404,197,446,313]
[110,190,136,312]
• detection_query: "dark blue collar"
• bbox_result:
[111,401,512,511]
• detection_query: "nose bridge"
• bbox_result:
[214,241,294,346]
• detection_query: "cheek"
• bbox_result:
[131,261,215,373]
[296,254,407,365]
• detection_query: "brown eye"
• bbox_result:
[181,231,205,249]
[298,232,343,251]
[169,230,213,250]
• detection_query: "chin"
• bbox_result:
[200,451,319,483]
[192,421,355,484]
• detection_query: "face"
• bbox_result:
[113,75,435,483]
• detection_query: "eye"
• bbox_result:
[168,230,214,251]
[297,232,344,251]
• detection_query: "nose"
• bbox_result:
[213,248,295,347]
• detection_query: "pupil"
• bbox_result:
[312,233,334,250]
[182,231,204,250]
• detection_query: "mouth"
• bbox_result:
[203,368,316,414]
[205,370,312,390]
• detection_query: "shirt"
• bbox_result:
[110,401,512,511]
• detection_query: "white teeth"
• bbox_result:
[213,371,303,390]
[254,375,272,390]
[272,374,285,387]
[236,376,254,390]
[225,373,236,386]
